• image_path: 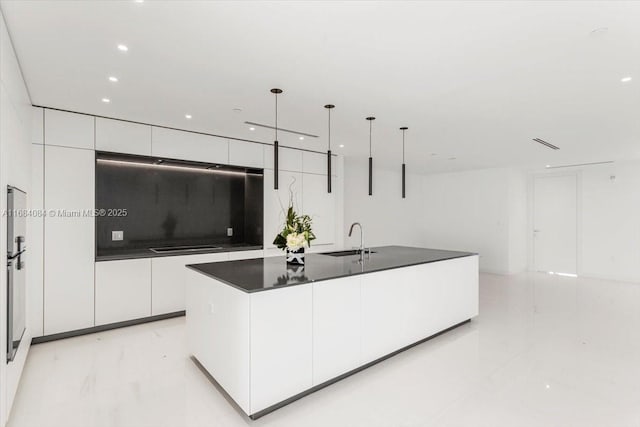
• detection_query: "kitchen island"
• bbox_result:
[185,246,478,419]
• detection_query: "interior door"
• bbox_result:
[533,174,578,274]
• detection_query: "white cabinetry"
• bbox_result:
[360,268,409,363]
[95,259,152,325]
[44,109,94,149]
[96,118,151,155]
[302,174,335,245]
[263,169,302,249]
[250,285,313,413]
[151,127,228,164]
[302,151,336,176]
[264,146,303,172]
[43,145,95,334]
[312,276,361,385]
[229,140,264,168]
[151,252,229,315]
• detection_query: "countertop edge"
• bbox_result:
[95,245,264,262]
[186,251,478,294]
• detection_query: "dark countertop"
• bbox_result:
[95,243,263,262]
[187,246,476,293]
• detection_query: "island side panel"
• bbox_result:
[185,269,251,414]
[249,284,313,415]
[362,255,479,365]
[402,255,479,344]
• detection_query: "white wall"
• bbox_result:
[529,160,640,283]
[343,157,424,249]
[344,158,527,274]
[345,154,640,283]
[0,7,33,426]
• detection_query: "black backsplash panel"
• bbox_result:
[96,153,263,257]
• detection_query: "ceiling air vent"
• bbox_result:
[532,138,560,150]
[244,121,318,138]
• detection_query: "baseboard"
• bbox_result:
[32,311,185,344]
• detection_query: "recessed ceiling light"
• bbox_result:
[185,114,192,119]
[339,144,344,148]
[108,76,118,82]
[545,164,551,168]
[117,44,128,52]
[101,98,111,103]
[134,0,144,3]
[249,127,255,131]
[299,136,304,140]
[621,76,632,83]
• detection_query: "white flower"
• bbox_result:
[286,233,307,250]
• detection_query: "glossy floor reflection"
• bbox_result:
[8,273,640,427]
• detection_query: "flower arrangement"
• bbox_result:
[273,205,316,251]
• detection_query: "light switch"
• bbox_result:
[112,230,124,241]
[227,227,233,237]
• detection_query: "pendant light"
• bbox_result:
[366,116,375,196]
[324,104,335,193]
[400,127,408,198]
[271,88,283,190]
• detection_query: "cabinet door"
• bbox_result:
[250,284,312,413]
[263,170,303,249]
[228,140,264,168]
[360,268,410,364]
[302,173,335,245]
[44,109,94,149]
[95,259,152,325]
[96,118,151,155]
[302,151,336,176]
[151,127,228,164]
[151,252,229,315]
[264,145,303,172]
[44,146,95,334]
[312,276,361,385]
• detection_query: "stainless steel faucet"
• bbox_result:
[348,222,365,255]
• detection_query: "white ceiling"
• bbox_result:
[2,0,639,173]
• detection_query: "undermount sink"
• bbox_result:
[321,249,376,257]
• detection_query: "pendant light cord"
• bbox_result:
[275,93,278,141]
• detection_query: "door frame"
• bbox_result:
[527,170,582,275]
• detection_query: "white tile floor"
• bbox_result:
[8,272,640,427]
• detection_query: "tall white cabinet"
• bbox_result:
[43,144,95,335]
